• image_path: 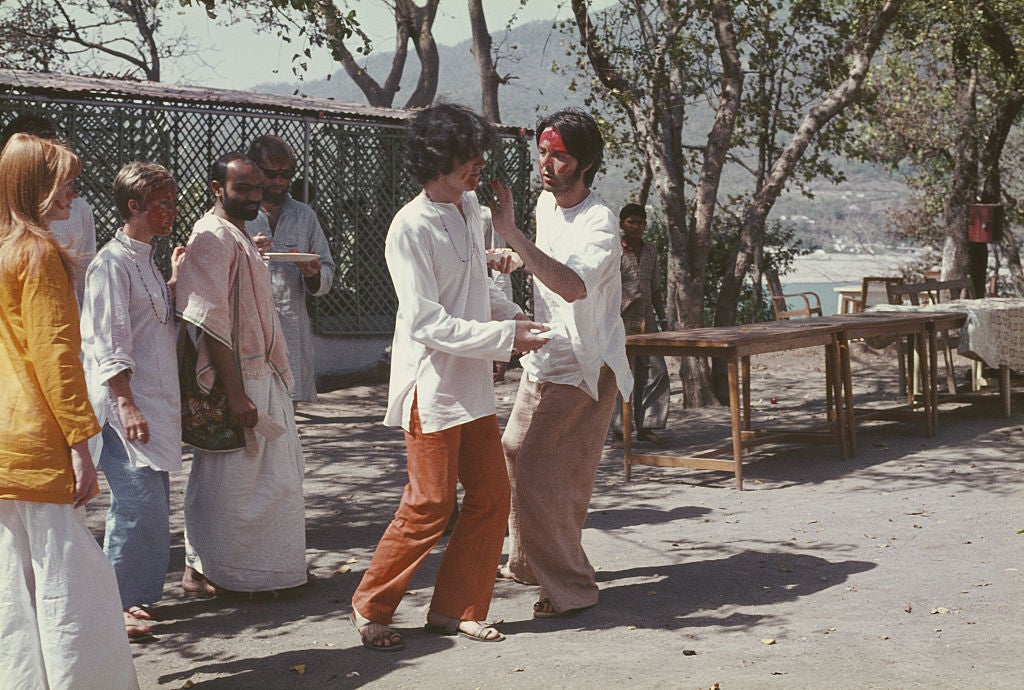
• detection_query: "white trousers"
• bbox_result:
[0,500,139,690]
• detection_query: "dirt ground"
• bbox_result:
[85,343,1024,690]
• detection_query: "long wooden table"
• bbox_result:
[815,312,939,451]
[623,321,847,490]
[622,312,973,487]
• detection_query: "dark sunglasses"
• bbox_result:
[260,167,295,180]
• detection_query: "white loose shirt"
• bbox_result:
[384,191,522,433]
[247,197,336,402]
[81,231,182,472]
[521,190,633,400]
[50,197,96,305]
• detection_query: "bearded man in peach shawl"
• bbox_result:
[174,152,306,595]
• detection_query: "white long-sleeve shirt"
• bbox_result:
[521,190,633,400]
[81,230,182,472]
[50,196,96,305]
[383,191,522,433]
[246,197,335,402]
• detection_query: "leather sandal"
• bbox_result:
[424,613,505,642]
[126,605,155,621]
[124,610,154,642]
[350,610,404,652]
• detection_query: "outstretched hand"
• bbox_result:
[512,319,550,355]
[485,249,523,273]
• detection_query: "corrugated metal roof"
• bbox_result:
[0,68,528,135]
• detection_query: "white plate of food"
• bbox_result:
[265,252,318,263]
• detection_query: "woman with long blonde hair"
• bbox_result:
[0,132,139,689]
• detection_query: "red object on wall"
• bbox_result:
[968,204,1003,243]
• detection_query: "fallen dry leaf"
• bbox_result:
[778,564,791,573]
[761,638,777,645]
[291,664,306,675]
[931,607,950,615]
[336,565,351,574]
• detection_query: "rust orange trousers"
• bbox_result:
[351,401,510,625]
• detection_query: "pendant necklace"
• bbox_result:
[428,193,473,263]
[114,233,171,325]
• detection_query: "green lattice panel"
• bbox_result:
[1,97,533,335]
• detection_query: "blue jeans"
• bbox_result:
[98,423,171,609]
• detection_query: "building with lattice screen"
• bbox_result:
[0,68,535,382]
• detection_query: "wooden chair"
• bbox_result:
[842,276,904,314]
[888,278,976,394]
[765,269,823,320]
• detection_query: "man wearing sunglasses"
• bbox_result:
[246,135,335,405]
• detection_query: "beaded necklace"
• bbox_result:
[427,194,473,263]
[114,233,171,325]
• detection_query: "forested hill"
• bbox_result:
[254,17,906,253]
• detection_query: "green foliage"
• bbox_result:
[645,212,806,326]
[847,0,1024,248]
[180,0,369,81]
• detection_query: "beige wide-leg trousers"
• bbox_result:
[502,365,617,613]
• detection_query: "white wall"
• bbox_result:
[313,334,391,378]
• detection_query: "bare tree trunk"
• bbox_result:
[714,0,900,327]
[570,0,716,406]
[976,4,1024,292]
[402,0,440,108]
[321,0,438,108]
[322,0,408,107]
[468,0,501,121]
[942,55,978,281]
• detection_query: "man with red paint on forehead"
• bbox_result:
[489,108,633,619]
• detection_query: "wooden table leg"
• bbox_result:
[827,338,848,460]
[623,392,633,481]
[924,330,937,436]
[836,335,855,456]
[742,356,751,431]
[1001,365,1012,418]
[728,355,744,490]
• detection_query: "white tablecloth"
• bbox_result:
[868,298,1024,370]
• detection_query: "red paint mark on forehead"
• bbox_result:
[538,127,569,154]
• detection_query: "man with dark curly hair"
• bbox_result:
[349,103,549,651]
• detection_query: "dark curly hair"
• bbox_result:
[406,103,497,186]
[535,108,604,187]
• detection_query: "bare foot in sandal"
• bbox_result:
[350,609,404,652]
[533,598,593,619]
[123,610,153,641]
[424,612,505,642]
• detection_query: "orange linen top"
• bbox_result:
[0,243,101,503]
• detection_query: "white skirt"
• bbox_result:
[184,373,307,591]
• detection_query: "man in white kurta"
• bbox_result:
[247,135,335,403]
[490,109,633,618]
[349,104,549,651]
[175,153,306,594]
